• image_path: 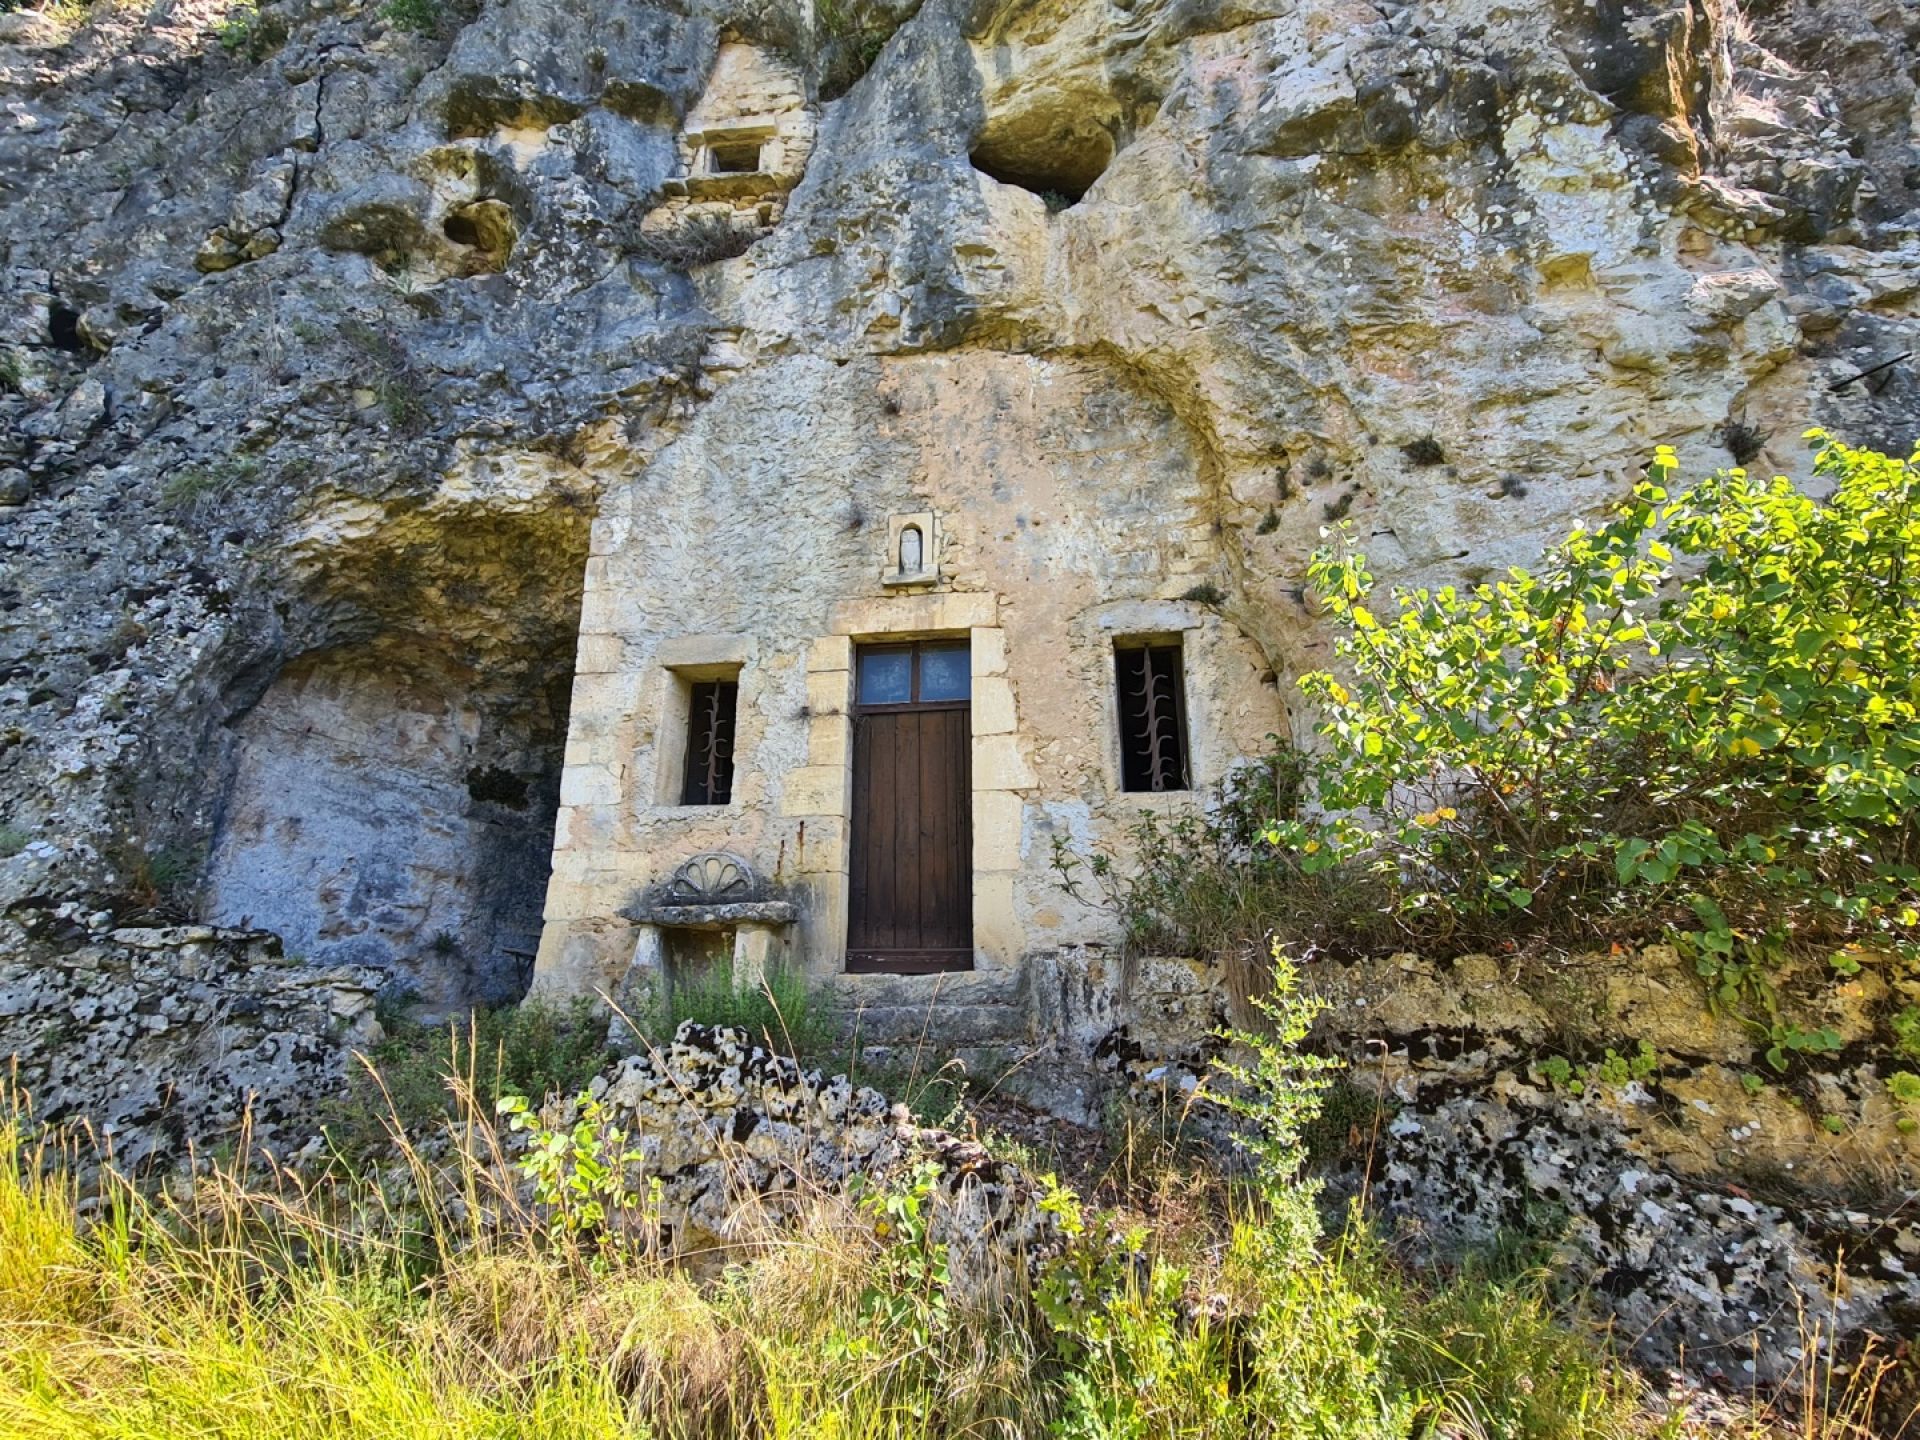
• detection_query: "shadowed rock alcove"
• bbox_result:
[204,648,571,1008]
[201,463,597,1011]
[968,119,1113,206]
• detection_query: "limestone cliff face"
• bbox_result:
[4,0,1919,1375]
[1,0,1916,992]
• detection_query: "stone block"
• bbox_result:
[574,633,624,673]
[541,876,612,922]
[557,804,619,853]
[576,584,623,636]
[830,590,997,638]
[531,924,627,1001]
[972,871,1022,967]
[560,762,625,807]
[806,667,851,715]
[972,789,1024,872]
[733,923,781,987]
[809,634,852,673]
[972,734,1035,790]
[971,675,1017,735]
[563,733,619,767]
[807,711,850,769]
[790,814,848,874]
[568,672,638,722]
[970,626,1007,676]
[630,924,666,974]
[1093,599,1203,637]
[781,763,849,816]
[657,632,754,670]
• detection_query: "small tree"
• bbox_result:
[1278,432,1919,1017]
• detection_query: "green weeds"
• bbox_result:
[327,997,613,1156]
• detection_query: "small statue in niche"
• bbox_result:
[882,512,938,587]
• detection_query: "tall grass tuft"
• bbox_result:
[640,961,836,1060]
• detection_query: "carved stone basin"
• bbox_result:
[620,900,798,929]
[615,853,798,1020]
[618,852,798,929]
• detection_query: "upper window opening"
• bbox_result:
[1115,641,1189,792]
[857,642,970,707]
[708,140,764,174]
[681,679,739,805]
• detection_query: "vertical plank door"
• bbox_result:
[847,643,972,972]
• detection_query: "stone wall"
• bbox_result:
[640,40,819,248]
[204,647,565,1008]
[1048,940,1920,1386]
[530,0,1920,1036]
[0,910,381,1168]
[552,1021,1057,1292]
[533,350,1280,1013]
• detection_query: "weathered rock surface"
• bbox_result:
[3,0,1918,1002]
[1083,943,1920,1385]
[0,908,381,1167]
[540,1022,1059,1291]
[1,0,1918,1397]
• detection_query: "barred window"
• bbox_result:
[1115,642,1190,792]
[680,679,738,805]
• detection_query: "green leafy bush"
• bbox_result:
[1036,952,1403,1439]
[831,1163,951,1357]
[1049,747,1398,1002]
[496,1091,659,1263]
[1276,433,1918,1012]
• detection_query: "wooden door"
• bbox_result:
[847,642,972,973]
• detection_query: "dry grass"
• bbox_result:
[0,1060,1912,1440]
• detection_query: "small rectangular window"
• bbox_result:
[856,642,971,707]
[681,679,738,805]
[708,140,763,174]
[1115,642,1189,792]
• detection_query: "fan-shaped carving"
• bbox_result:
[666,851,757,905]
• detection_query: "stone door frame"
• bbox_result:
[781,591,1026,980]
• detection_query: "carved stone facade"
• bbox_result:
[531,352,1279,1058]
[636,41,816,251]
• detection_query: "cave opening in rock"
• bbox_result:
[443,212,483,247]
[968,122,1113,209]
[201,489,593,1014]
[440,199,518,274]
[48,302,86,352]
